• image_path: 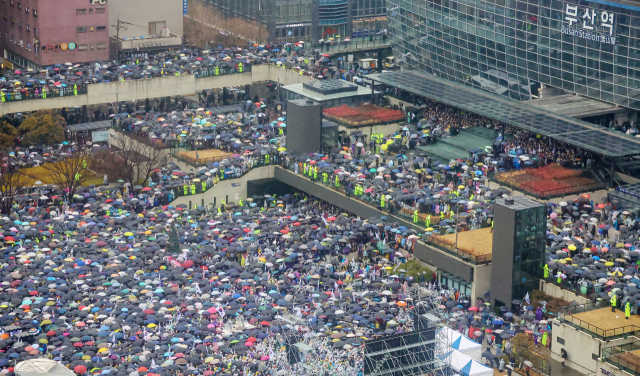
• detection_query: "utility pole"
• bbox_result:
[257,0,262,45]
[110,13,138,61]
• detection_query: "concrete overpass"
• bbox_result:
[0,64,314,116]
[167,164,490,302]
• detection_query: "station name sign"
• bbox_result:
[563,4,616,45]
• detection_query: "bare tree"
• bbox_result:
[101,134,168,187]
[41,152,94,203]
[0,170,29,214]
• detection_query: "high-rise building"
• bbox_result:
[0,0,110,69]
[203,0,387,43]
[387,0,640,113]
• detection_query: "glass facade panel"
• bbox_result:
[387,0,640,110]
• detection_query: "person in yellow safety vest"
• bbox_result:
[201,181,206,192]
[440,212,444,220]
[183,184,188,196]
[380,195,385,208]
[265,154,270,164]
[626,301,631,319]
[543,264,549,279]
[322,172,328,184]
[190,184,196,195]
[413,210,419,223]
[239,198,244,206]
[425,215,431,228]
[308,165,313,178]
[42,87,47,99]
[1,92,5,102]
[279,127,284,136]
[215,66,220,76]
[313,167,318,181]
[238,62,243,73]
[217,206,222,214]
[335,175,340,188]
[303,163,308,175]
[73,84,78,96]
[611,293,617,312]
[470,193,475,201]
[490,219,494,233]
[221,199,226,207]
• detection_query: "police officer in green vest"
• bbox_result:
[308,165,313,178]
[201,181,206,192]
[543,264,549,279]
[217,206,222,214]
[626,301,631,319]
[215,66,220,76]
[73,84,78,96]
[380,195,385,209]
[425,215,431,228]
[265,154,270,164]
[611,293,617,312]
[440,212,444,220]
[42,86,47,99]
[313,167,318,181]
[183,184,188,196]
[190,183,196,195]
[322,172,328,184]
[413,209,419,223]
[1,92,5,102]
[335,175,340,188]
[238,62,243,73]
[221,199,226,208]
[303,163,308,175]
[239,198,244,207]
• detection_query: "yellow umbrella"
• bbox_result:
[123,232,134,237]
[568,245,577,251]
[384,266,392,270]
[147,323,156,328]
[278,147,287,152]
[98,348,109,353]
[605,261,614,266]
[381,144,388,151]
[425,227,434,231]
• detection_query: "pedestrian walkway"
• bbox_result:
[417,141,469,162]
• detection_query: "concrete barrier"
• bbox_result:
[0,65,314,115]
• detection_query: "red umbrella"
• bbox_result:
[260,321,270,326]
[73,342,84,347]
[143,309,155,314]
[74,365,87,374]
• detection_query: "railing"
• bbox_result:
[423,235,492,264]
[489,171,607,199]
[280,160,490,264]
[0,65,252,104]
[1,86,88,103]
[170,147,233,167]
[195,64,251,78]
[603,343,640,376]
[558,301,640,339]
[316,37,391,53]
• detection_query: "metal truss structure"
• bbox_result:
[276,312,327,376]
[361,284,453,376]
[275,286,453,376]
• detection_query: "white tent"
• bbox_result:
[441,349,493,376]
[15,359,75,376]
[439,327,483,361]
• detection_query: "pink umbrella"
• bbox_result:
[261,356,269,361]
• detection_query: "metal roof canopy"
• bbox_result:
[66,120,112,133]
[366,71,640,158]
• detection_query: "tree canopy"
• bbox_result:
[0,121,18,149]
[18,110,65,146]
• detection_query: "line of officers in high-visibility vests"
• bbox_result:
[544,264,632,318]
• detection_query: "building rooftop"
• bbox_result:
[527,94,625,118]
[282,82,377,102]
[366,70,640,157]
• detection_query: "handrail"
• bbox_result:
[558,302,640,339]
